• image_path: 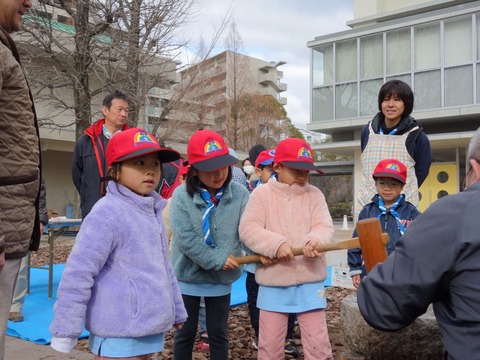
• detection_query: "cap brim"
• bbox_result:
[258,159,274,167]
[281,161,324,174]
[117,148,180,164]
[373,173,406,184]
[192,154,238,172]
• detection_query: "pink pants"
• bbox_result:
[258,309,333,360]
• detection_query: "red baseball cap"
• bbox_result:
[372,159,407,184]
[106,128,180,167]
[187,129,237,172]
[255,149,275,168]
[274,138,323,173]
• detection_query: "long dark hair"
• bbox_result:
[185,166,232,197]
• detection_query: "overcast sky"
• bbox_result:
[185,0,354,125]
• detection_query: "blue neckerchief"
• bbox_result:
[379,127,397,135]
[200,187,224,247]
[377,194,406,235]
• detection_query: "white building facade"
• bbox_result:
[308,0,480,214]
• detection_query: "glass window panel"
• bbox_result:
[386,74,411,87]
[476,14,480,61]
[336,39,357,82]
[445,65,473,106]
[414,70,441,110]
[335,82,357,119]
[445,16,472,66]
[360,79,383,116]
[414,22,440,70]
[477,63,480,103]
[312,86,333,122]
[313,45,333,86]
[386,29,411,74]
[360,34,383,79]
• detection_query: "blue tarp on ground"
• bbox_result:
[6,264,331,345]
[6,264,89,345]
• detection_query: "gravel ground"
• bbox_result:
[31,238,356,359]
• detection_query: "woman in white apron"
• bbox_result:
[358,80,432,209]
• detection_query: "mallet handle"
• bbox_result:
[234,238,361,265]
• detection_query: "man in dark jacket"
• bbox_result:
[357,127,480,360]
[72,90,130,218]
[0,0,42,358]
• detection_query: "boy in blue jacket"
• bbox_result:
[348,158,421,288]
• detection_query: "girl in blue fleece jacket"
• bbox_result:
[50,128,187,360]
[170,129,249,360]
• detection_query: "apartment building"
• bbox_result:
[308,0,480,213]
[179,51,287,139]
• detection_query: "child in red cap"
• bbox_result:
[348,158,421,288]
[169,129,250,359]
[239,137,334,359]
[245,147,299,356]
[50,128,187,359]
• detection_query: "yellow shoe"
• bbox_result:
[8,312,24,322]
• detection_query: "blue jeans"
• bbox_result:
[174,294,230,360]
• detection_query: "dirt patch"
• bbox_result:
[33,241,356,359]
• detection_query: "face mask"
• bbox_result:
[243,165,254,175]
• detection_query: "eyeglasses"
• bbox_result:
[376,180,402,188]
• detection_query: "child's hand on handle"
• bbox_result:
[352,274,361,288]
[260,255,279,266]
[174,323,184,330]
[304,240,323,258]
[222,255,240,270]
[276,243,295,261]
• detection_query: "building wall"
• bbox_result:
[308,1,480,215]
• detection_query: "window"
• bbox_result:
[312,87,333,122]
[445,15,472,66]
[336,40,357,82]
[360,34,383,79]
[313,45,333,86]
[445,65,473,106]
[414,70,441,110]
[414,22,440,70]
[335,82,357,119]
[386,28,411,74]
[360,79,383,116]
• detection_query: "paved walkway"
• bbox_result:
[4,220,355,359]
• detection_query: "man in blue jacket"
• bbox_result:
[357,127,480,360]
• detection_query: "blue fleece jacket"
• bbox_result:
[50,181,187,339]
[348,194,421,276]
[170,181,249,285]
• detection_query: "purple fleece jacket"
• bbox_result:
[50,182,187,339]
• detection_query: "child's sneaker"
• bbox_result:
[198,331,210,352]
[198,339,210,352]
[284,338,299,358]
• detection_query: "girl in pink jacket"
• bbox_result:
[239,138,334,360]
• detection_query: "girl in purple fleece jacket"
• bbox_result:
[50,128,187,360]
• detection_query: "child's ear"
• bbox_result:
[254,167,262,177]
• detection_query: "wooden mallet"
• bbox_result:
[234,217,388,273]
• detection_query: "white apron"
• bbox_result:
[359,122,419,209]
